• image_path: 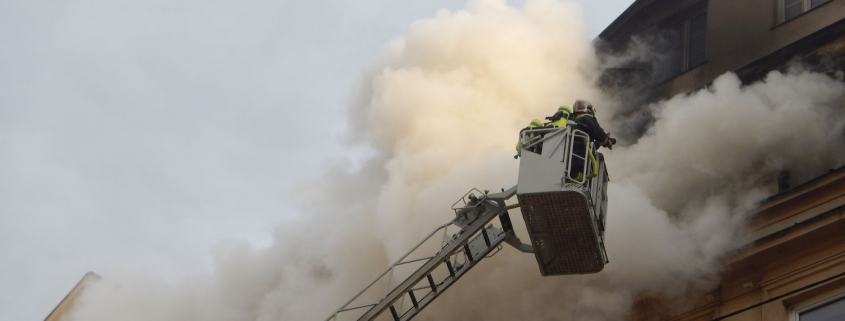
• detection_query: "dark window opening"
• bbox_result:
[659,13,707,82]
[688,14,707,67]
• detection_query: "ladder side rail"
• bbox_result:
[355,201,507,321]
[325,220,458,321]
[394,225,505,317]
[338,304,378,314]
[397,227,508,321]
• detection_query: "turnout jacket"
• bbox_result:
[573,114,609,145]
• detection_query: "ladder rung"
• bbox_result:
[464,244,473,261]
[389,305,400,320]
[408,290,419,308]
[411,285,431,292]
[426,274,437,293]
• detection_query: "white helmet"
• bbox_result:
[573,99,593,114]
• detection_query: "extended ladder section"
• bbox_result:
[325,187,520,321]
[325,125,611,321]
[516,125,609,276]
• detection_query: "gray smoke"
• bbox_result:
[65,1,845,320]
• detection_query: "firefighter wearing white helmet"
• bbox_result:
[572,99,615,149]
[568,99,615,180]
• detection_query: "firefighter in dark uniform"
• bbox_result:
[570,99,615,181]
[572,99,614,149]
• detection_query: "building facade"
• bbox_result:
[599,0,845,100]
[598,1,845,320]
[628,168,845,321]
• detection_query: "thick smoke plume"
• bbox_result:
[66,0,845,320]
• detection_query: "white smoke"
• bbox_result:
[66,0,845,320]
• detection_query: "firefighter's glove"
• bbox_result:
[602,137,615,150]
[545,111,564,122]
[605,133,617,149]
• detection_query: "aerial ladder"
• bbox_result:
[325,123,610,321]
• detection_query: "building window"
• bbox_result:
[797,294,845,320]
[659,13,707,82]
[781,0,831,22]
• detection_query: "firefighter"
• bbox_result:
[569,99,615,181]
[572,99,614,149]
[515,105,572,156]
[515,118,544,153]
[545,105,572,127]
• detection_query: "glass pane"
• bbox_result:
[800,296,845,321]
[690,13,706,37]
[689,37,706,67]
[784,0,803,21]
[688,14,706,67]
[811,0,830,8]
[662,23,684,81]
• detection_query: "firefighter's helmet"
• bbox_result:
[573,99,593,115]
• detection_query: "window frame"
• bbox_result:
[687,13,707,68]
[658,11,708,82]
[778,0,832,23]
[790,291,845,321]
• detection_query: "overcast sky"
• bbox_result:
[0,1,632,320]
